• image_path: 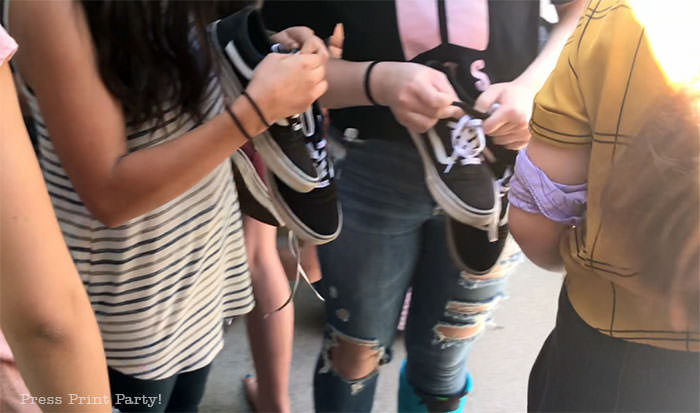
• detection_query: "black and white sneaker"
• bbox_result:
[209,7,319,193]
[447,181,511,274]
[267,104,342,245]
[409,114,498,231]
[231,143,282,227]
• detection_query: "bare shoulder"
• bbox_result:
[9,0,95,86]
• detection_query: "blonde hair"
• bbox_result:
[603,91,700,324]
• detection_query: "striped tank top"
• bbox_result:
[22,75,254,380]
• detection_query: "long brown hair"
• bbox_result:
[603,91,700,323]
[80,0,251,129]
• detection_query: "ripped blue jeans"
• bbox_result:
[314,138,520,412]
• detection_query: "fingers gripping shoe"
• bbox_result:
[209,7,319,193]
[267,104,342,245]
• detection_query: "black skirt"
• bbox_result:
[528,287,699,412]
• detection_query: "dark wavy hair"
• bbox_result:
[80,0,252,128]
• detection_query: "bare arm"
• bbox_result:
[508,139,590,272]
[321,59,460,133]
[518,1,585,91]
[0,63,111,412]
[10,1,326,227]
[473,0,586,149]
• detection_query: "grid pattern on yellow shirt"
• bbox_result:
[531,0,699,351]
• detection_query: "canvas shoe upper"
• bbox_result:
[267,103,342,245]
[209,6,319,193]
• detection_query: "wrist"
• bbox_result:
[513,71,544,93]
[244,83,279,124]
[367,61,390,106]
[230,97,267,139]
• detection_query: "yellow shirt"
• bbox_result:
[531,0,699,351]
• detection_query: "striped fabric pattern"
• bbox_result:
[24,76,254,380]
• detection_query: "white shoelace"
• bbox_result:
[264,231,325,318]
[300,108,333,188]
[307,138,333,188]
[444,115,486,173]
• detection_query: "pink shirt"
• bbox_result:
[0,25,18,67]
[395,0,489,60]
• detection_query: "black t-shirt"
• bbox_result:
[263,0,571,142]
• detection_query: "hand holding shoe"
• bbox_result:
[371,62,462,133]
[246,52,328,124]
[270,27,330,60]
[474,80,534,150]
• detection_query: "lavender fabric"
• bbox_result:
[0,25,18,67]
[508,149,587,226]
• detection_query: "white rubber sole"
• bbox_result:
[209,22,319,194]
[265,168,342,245]
[409,130,498,228]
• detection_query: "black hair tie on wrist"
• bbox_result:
[224,103,252,141]
[364,61,382,106]
[241,90,271,128]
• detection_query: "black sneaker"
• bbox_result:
[409,115,498,229]
[209,7,319,193]
[231,143,281,227]
[267,104,342,245]
[406,59,499,229]
[447,145,514,274]
[447,188,510,274]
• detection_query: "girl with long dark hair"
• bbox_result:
[6,1,326,411]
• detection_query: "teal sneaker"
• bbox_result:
[398,359,473,412]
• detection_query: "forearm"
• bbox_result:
[5,307,111,412]
[516,1,585,90]
[509,206,567,272]
[320,58,373,108]
[1,71,110,409]
[90,100,264,226]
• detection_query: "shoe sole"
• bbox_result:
[446,219,501,274]
[409,130,497,227]
[448,224,522,277]
[209,21,319,194]
[231,150,284,225]
[265,168,343,245]
[446,199,510,274]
